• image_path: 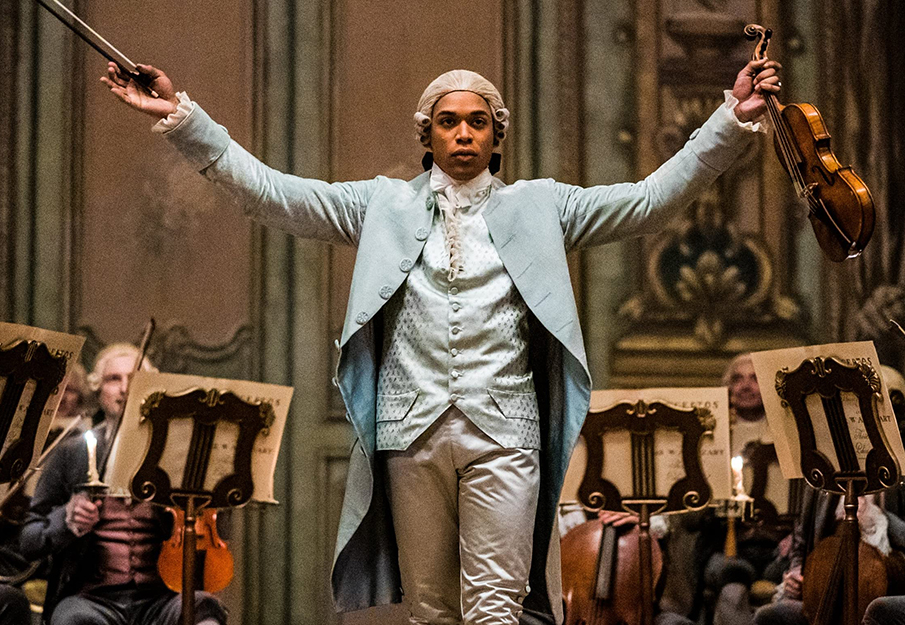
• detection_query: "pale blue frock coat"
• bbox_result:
[162,100,757,623]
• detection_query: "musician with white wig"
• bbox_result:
[100,58,779,625]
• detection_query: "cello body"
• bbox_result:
[802,532,905,624]
[561,518,664,625]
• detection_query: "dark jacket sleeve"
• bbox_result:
[19,438,84,559]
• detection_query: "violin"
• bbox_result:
[157,506,234,593]
[561,516,664,625]
[745,24,875,262]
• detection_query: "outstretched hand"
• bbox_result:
[100,62,179,120]
[732,58,782,123]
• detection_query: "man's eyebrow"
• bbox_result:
[435,109,491,117]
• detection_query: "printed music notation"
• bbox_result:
[0,322,85,496]
[750,341,905,480]
[560,387,732,507]
[105,371,293,504]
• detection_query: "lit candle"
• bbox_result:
[731,455,746,499]
[85,431,100,484]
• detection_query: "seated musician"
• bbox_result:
[46,362,90,446]
[0,586,30,625]
[656,354,785,625]
[858,365,905,625]
[753,364,905,625]
[20,344,228,625]
[706,355,789,620]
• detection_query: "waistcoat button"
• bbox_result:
[415,227,429,241]
[449,287,459,295]
[399,258,414,272]
[379,285,394,300]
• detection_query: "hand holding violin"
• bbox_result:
[732,58,782,123]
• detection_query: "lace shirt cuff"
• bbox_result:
[151,91,194,134]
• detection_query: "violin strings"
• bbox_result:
[765,95,806,194]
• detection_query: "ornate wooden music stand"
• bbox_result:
[0,339,67,485]
[576,399,716,625]
[775,356,899,625]
[129,387,275,625]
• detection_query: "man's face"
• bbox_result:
[429,91,495,182]
[97,354,136,419]
[57,386,81,418]
[728,358,763,413]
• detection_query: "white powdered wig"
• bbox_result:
[414,70,510,148]
[87,342,157,392]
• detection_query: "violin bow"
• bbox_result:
[98,318,156,479]
[34,0,159,98]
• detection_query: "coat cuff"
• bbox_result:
[47,505,76,550]
[157,96,232,172]
[686,98,760,172]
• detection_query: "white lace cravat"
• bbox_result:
[429,164,492,281]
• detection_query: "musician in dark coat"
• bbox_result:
[19,345,228,625]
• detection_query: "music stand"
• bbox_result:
[129,387,275,625]
[576,399,716,625]
[773,356,898,625]
[0,340,67,485]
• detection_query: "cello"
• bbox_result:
[801,493,905,625]
[561,514,664,625]
[744,24,875,262]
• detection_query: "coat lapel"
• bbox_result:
[340,172,433,347]
[483,182,589,375]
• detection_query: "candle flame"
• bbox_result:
[84,430,96,445]
[731,455,744,471]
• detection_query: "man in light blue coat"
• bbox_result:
[102,58,780,625]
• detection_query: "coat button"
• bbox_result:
[379,285,394,300]
[355,312,369,325]
[415,227,429,241]
[399,258,414,272]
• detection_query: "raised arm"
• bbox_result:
[558,58,780,252]
[100,63,372,247]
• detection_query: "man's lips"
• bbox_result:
[452,150,477,158]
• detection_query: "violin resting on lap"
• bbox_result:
[158,507,234,594]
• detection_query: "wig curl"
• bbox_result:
[414,70,509,149]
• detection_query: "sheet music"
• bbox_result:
[0,322,85,493]
[561,387,732,508]
[105,371,292,504]
[750,341,905,480]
